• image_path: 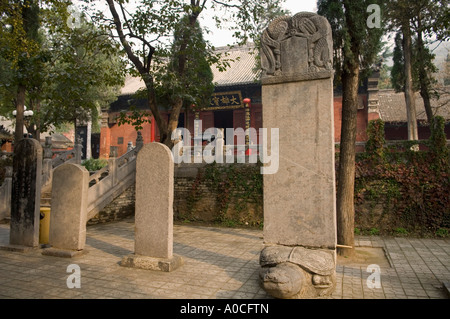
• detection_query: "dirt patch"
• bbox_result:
[337,247,391,268]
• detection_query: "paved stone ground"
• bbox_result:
[0,217,449,299]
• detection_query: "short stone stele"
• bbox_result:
[121,142,183,272]
[42,163,89,258]
[259,12,337,299]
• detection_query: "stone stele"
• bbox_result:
[43,163,89,258]
[120,142,183,272]
[9,138,42,249]
[259,12,337,299]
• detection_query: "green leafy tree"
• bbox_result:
[391,32,407,92]
[153,15,215,133]
[444,53,450,86]
[377,44,393,90]
[40,19,126,135]
[0,0,71,143]
[0,4,125,141]
[0,0,42,143]
[318,0,384,257]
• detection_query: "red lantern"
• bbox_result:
[243,98,251,106]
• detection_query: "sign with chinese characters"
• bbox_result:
[205,91,244,110]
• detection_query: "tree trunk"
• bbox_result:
[402,23,419,141]
[35,99,40,142]
[336,64,359,258]
[416,20,434,123]
[166,97,184,148]
[419,82,433,123]
[143,77,170,146]
[14,84,26,145]
[25,99,40,141]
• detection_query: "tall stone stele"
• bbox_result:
[259,12,337,299]
[120,142,183,272]
[9,138,42,249]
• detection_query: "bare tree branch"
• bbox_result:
[211,0,241,9]
[106,0,146,73]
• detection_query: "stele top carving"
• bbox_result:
[261,12,333,84]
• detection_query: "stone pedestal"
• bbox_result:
[120,254,183,272]
[120,142,183,272]
[259,12,337,299]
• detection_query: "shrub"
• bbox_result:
[365,119,386,164]
[82,158,108,172]
[354,118,450,237]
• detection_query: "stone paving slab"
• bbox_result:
[0,217,449,299]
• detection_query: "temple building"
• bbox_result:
[98,43,449,159]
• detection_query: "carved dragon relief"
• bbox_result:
[261,12,332,79]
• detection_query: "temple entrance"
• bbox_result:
[214,110,233,143]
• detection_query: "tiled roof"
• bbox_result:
[120,43,260,94]
[378,88,450,122]
[212,44,260,86]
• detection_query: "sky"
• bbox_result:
[76,0,318,47]
[201,0,317,46]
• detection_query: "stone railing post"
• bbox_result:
[135,131,144,151]
[74,136,83,165]
[127,141,134,152]
[41,136,53,187]
[108,146,118,187]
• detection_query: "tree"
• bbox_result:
[411,0,448,123]
[0,3,125,142]
[391,31,438,120]
[386,1,418,140]
[85,0,286,148]
[386,0,449,138]
[0,0,42,143]
[40,19,126,136]
[156,15,215,112]
[444,53,450,86]
[318,0,384,257]
[377,43,394,90]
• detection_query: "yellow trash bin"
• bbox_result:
[39,207,51,244]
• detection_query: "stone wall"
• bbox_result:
[88,163,263,227]
[87,185,136,225]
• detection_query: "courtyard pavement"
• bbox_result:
[0,217,449,300]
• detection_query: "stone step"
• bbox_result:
[40,199,51,207]
[40,190,52,207]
